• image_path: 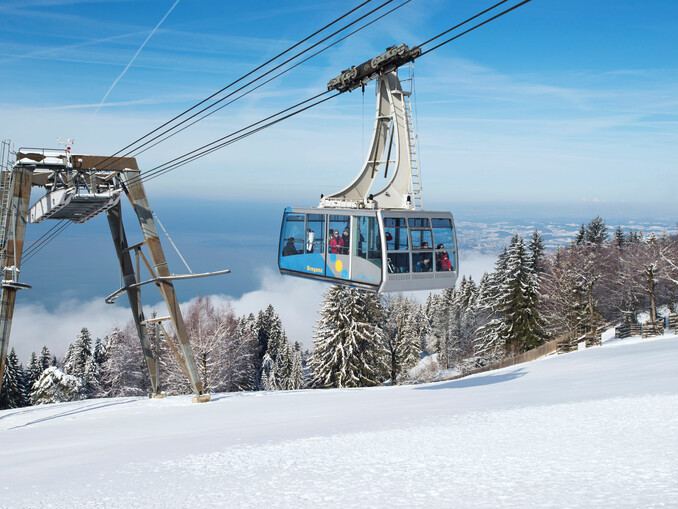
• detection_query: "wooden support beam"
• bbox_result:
[123,168,205,397]
[0,167,33,394]
[105,203,159,395]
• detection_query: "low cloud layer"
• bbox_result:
[8,255,496,364]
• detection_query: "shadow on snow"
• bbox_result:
[415,368,527,391]
[6,398,138,429]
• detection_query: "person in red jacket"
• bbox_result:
[436,243,452,271]
[329,229,344,254]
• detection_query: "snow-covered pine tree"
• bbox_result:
[264,313,287,364]
[277,343,295,390]
[310,286,388,388]
[26,351,42,390]
[290,343,304,390]
[260,353,276,391]
[498,235,544,353]
[529,230,545,273]
[38,346,52,372]
[430,287,454,370]
[382,295,421,385]
[255,305,276,359]
[472,272,505,366]
[400,309,422,378]
[63,327,93,380]
[573,244,605,333]
[254,305,290,389]
[221,314,258,392]
[62,343,74,373]
[421,294,438,355]
[414,302,433,355]
[456,276,480,372]
[0,348,29,409]
[81,355,101,398]
[62,327,100,398]
[93,337,109,367]
[585,216,608,246]
[574,224,586,246]
[30,366,82,405]
[614,226,626,249]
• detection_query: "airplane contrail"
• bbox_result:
[94,0,181,115]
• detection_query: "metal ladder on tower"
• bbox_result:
[0,140,16,264]
[403,93,423,210]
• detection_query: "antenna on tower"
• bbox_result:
[56,137,74,149]
[57,138,74,165]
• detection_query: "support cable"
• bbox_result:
[418,0,511,48]
[139,92,340,184]
[137,0,532,183]
[22,220,67,258]
[419,0,533,55]
[152,210,192,274]
[114,0,396,164]
[132,0,413,159]
[94,0,390,170]
[21,220,71,265]
[25,0,533,254]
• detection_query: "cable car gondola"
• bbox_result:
[279,45,459,292]
[279,207,457,292]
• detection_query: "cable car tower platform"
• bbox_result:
[0,141,227,399]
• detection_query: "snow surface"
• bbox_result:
[2,334,677,508]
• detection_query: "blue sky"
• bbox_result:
[2,0,676,206]
[1,0,677,358]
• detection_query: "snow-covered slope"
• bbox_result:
[2,335,677,508]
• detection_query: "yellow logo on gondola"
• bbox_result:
[335,260,343,272]
[307,265,323,274]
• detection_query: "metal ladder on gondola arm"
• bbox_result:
[320,44,424,211]
[404,93,423,210]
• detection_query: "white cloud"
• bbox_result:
[458,250,496,283]
[226,268,325,349]
[10,298,134,363]
[7,251,502,365]
[8,267,326,364]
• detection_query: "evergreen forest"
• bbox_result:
[2,217,677,409]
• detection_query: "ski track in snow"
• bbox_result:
[1,334,677,508]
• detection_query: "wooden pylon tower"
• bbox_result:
[0,145,225,401]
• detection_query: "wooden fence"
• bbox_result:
[442,335,566,382]
[668,314,677,334]
[441,316,675,384]
[615,319,666,339]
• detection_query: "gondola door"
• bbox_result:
[325,214,351,281]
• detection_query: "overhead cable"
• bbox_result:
[116,0,398,163]
[95,0,386,170]
[132,0,413,158]
[134,90,340,185]
[418,0,511,47]
[21,220,71,265]
[138,0,532,183]
[419,0,533,55]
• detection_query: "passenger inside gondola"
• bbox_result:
[436,244,452,271]
[341,228,350,254]
[282,237,299,256]
[413,252,433,272]
[329,229,343,253]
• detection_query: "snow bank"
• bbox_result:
[1,335,677,508]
